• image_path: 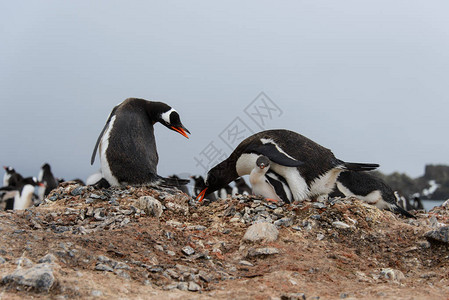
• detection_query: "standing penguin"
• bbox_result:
[334,171,415,218]
[3,166,23,187]
[38,163,58,200]
[197,129,379,202]
[191,175,217,201]
[0,177,43,210]
[91,98,190,186]
[249,156,292,203]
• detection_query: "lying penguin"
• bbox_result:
[197,129,378,202]
[249,156,292,203]
[332,171,415,218]
[91,98,190,187]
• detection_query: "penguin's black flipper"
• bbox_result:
[91,106,118,165]
[343,162,379,172]
[245,143,303,167]
[392,204,416,219]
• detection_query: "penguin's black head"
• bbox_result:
[256,156,270,169]
[152,102,190,139]
[3,166,15,173]
[196,159,238,202]
[42,163,51,171]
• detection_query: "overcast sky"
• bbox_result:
[1,1,448,183]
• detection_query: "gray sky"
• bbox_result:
[1,1,448,183]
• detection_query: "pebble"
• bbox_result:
[313,202,326,209]
[182,246,195,256]
[188,281,201,291]
[70,187,85,196]
[0,257,5,264]
[38,254,58,264]
[247,247,279,257]
[95,263,114,272]
[91,290,103,297]
[316,233,325,241]
[239,260,254,267]
[243,222,279,243]
[332,221,351,229]
[274,217,293,227]
[380,268,405,282]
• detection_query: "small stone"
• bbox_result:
[90,193,101,199]
[332,221,351,229]
[97,255,111,263]
[177,282,189,291]
[273,207,284,215]
[274,217,293,227]
[182,246,195,256]
[380,268,405,282]
[247,247,279,257]
[38,254,58,264]
[417,240,431,249]
[138,196,163,218]
[425,226,449,244]
[93,208,105,221]
[243,222,279,243]
[292,226,302,231]
[95,264,113,272]
[0,257,5,264]
[316,233,325,241]
[166,250,176,256]
[188,281,201,292]
[239,260,254,266]
[313,202,326,209]
[71,187,85,196]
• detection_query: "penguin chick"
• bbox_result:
[249,156,292,202]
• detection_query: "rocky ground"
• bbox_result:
[1,182,449,299]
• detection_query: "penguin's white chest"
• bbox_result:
[3,173,11,186]
[14,185,35,210]
[99,115,120,186]
[249,168,280,201]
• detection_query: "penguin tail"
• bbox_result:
[157,176,190,187]
[391,204,416,219]
[343,162,379,172]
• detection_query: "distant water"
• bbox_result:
[422,200,446,211]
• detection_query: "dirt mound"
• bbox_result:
[1,182,448,299]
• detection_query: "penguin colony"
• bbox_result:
[2,97,418,217]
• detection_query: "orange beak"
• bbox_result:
[196,188,208,202]
[171,126,189,139]
[38,182,45,187]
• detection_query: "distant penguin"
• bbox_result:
[3,166,23,187]
[38,163,58,200]
[234,177,252,196]
[91,98,190,186]
[334,171,415,218]
[0,177,43,210]
[197,129,378,202]
[191,175,217,202]
[249,156,293,202]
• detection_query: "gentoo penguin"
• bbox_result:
[197,129,379,202]
[234,177,252,196]
[91,98,190,186]
[3,166,23,187]
[0,177,43,210]
[334,171,415,218]
[38,163,58,201]
[249,156,293,202]
[191,175,217,202]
